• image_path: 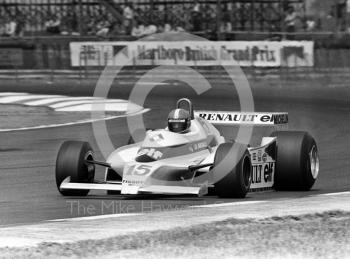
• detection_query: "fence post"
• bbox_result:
[84,47,88,79]
[13,59,18,83]
[48,47,54,83]
[326,48,331,84]
[34,42,44,69]
[194,49,197,71]
[216,0,223,40]
[78,51,82,84]
[132,50,136,78]
[78,0,84,36]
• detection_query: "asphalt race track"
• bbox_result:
[0,77,349,226]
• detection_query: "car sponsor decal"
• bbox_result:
[122,164,155,190]
[194,111,288,125]
[249,144,275,189]
[251,162,274,184]
[251,150,274,164]
[137,148,164,160]
[125,164,153,176]
[188,141,207,152]
[122,179,144,185]
[149,133,164,142]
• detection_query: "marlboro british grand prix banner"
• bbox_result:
[70,41,314,68]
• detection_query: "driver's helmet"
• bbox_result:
[167,108,191,133]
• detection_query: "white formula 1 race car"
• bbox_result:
[55,98,319,198]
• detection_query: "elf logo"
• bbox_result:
[252,163,274,184]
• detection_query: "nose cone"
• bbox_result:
[107,145,139,173]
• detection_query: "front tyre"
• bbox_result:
[213,143,252,198]
[271,131,319,191]
[55,141,95,196]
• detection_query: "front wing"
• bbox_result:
[60,177,208,196]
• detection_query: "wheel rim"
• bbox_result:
[309,145,319,179]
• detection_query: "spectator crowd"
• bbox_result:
[0,0,347,39]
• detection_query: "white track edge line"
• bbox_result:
[317,191,350,196]
[48,213,142,222]
[190,200,267,208]
[0,109,150,132]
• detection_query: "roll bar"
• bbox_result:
[176,98,194,119]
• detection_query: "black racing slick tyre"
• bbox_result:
[271,131,319,191]
[213,143,252,198]
[55,141,95,196]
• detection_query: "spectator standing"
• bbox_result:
[202,4,212,31]
[208,6,217,32]
[109,21,125,37]
[131,21,145,37]
[123,3,134,35]
[96,19,110,37]
[157,5,166,27]
[191,1,202,31]
[144,22,157,35]
[175,23,185,32]
[322,10,337,32]
[15,10,25,37]
[3,16,17,37]
[305,16,317,32]
[335,0,347,32]
[284,6,298,39]
[45,14,61,34]
[164,23,172,33]
[0,18,4,35]
[163,6,172,25]
[61,10,78,35]
[220,4,232,35]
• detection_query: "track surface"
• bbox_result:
[0,77,349,226]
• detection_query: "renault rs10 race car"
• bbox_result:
[55,98,319,198]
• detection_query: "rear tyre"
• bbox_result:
[271,131,319,191]
[55,141,95,196]
[213,143,252,198]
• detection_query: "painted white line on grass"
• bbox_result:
[0,109,150,132]
[50,99,123,109]
[118,81,169,85]
[0,92,150,114]
[0,93,144,112]
[191,200,267,208]
[25,96,98,106]
[49,213,142,222]
[0,95,51,103]
[318,191,350,196]
[56,103,131,112]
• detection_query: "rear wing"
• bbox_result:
[194,111,288,126]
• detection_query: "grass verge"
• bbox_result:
[1,211,350,259]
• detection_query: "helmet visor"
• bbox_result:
[168,119,187,133]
